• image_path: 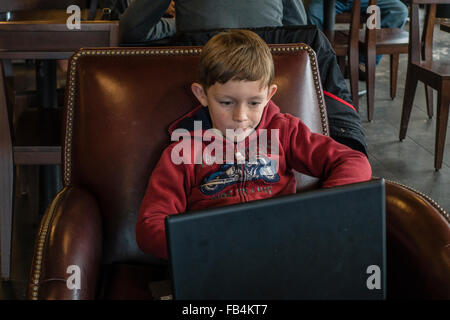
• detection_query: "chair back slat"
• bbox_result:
[410,0,450,64]
[349,0,361,49]
[409,2,445,64]
[409,4,423,63]
[421,4,437,63]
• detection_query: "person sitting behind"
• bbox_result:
[303,0,409,66]
[136,29,372,260]
[119,0,307,44]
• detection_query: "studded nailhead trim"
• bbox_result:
[64,45,327,186]
[386,179,449,223]
[29,188,68,300]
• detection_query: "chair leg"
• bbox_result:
[0,62,13,280]
[366,46,376,122]
[348,45,359,111]
[434,83,450,171]
[390,54,399,100]
[399,66,419,141]
[425,84,433,119]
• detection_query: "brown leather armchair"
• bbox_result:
[27,44,450,300]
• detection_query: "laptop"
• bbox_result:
[165,179,386,300]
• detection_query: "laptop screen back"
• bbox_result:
[165,179,386,300]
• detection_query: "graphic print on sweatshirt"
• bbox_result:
[199,155,280,196]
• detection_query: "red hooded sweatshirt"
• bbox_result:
[136,100,372,259]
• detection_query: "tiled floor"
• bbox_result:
[1,20,449,300]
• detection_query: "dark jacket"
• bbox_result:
[118,0,308,43]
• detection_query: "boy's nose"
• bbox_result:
[233,105,248,122]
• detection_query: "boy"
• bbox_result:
[137,29,372,260]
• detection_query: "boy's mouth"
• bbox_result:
[233,128,252,137]
[222,128,252,142]
[223,127,256,142]
[233,127,251,133]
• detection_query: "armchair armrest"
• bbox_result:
[27,187,102,300]
[385,180,450,299]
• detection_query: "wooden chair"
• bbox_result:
[0,0,118,280]
[324,0,362,111]
[399,0,450,171]
[325,0,409,121]
[359,0,409,121]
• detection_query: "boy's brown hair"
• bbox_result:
[198,29,274,89]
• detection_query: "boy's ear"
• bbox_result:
[191,83,208,107]
[267,84,278,101]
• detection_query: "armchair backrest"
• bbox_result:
[65,44,327,264]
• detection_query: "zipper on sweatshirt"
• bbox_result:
[234,146,247,203]
[241,163,247,202]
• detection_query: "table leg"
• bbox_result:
[35,60,62,215]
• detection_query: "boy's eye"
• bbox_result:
[220,101,233,106]
[249,101,262,106]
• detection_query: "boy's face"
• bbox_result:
[191,80,277,141]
